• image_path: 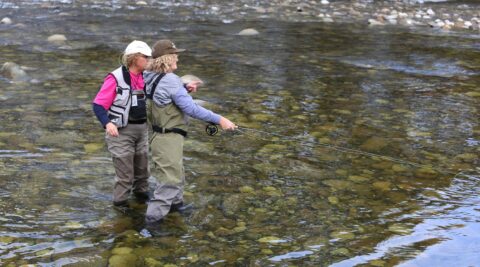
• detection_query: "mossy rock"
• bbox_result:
[112,247,133,255]
[359,137,388,152]
[372,181,392,191]
[109,254,138,267]
[84,143,103,153]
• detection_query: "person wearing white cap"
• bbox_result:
[92,40,153,210]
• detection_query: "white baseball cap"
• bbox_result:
[124,40,152,57]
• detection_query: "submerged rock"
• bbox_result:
[1,17,12,24]
[359,137,388,152]
[237,28,259,36]
[109,254,137,267]
[1,62,29,82]
[47,34,67,44]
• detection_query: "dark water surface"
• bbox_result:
[0,1,479,266]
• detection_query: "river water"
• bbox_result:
[0,1,479,266]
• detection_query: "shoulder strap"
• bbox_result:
[147,73,166,99]
[121,65,132,88]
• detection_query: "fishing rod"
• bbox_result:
[205,123,476,178]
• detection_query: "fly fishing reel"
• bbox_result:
[205,123,219,136]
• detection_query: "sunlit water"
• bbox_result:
[0,1,479,266]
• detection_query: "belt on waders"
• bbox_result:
[152,125,187,137]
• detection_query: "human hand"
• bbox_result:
[186,80,202,93]
[219,117,237,131]
[106,122,119,137]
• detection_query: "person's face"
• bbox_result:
[170,58,178,72]
[134,54,150,71]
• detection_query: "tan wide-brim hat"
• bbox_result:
[151,39,186,58]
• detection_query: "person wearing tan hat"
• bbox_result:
[143,39,236,225]
[92,40,152,210]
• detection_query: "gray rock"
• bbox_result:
[1,17,12,24]
[1,62,29,82]
[47,34,67,44]
[237,28,259,36]
[368,19,384,26]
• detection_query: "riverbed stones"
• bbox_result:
[372,181,392,191]
[237,28,259,36]
[359,137,388,152]
[330,230,355,240]
[1,62,29,82]
[47,34,67,44]
[239,185,254,194]
[109,253,137,267]
[1,17,12,24]
[388,223,412,235]
[258,236,283,244]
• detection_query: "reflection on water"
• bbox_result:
[0,1,479,266]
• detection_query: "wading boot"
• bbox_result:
[134,191,150,204]
[169,202,194,215]
[113,200,130,214]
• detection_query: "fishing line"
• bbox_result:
[234,125,475,177]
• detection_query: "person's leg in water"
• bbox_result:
[106,125,137,211]
[146,133,185,224]
[132,123,150,203]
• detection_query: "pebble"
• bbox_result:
[368,18,384,26]
[321,0,329,5]
[1,17,12,24]
[237,28,259,36]
[47,34,67,44]
[1,62,29,82]
[136,1,147,5]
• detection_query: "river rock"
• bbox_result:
[372,181,391,191]
[112,247,133,255]
[136,1,147,5]
[237,28,259,36]
[47,34,67,44]
[388,223,412,235]
[368,18,385,26]
[1,17,12,24]
[109,254,137,267]
[1,62,29,82]
[359,137,388,152]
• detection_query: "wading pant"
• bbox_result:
[106,123,149,204]
[146,132,184,223]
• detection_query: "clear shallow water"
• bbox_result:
[0,1,479,266]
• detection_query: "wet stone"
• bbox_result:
[360,137,388,152]
[1,17,12,24]
[415,167,438,179]
[331,248,350,256]
[328,196,339,205]
[455,153,477,162]
[108,254,137,267]
[373,181,392,191]
[112,247,133,255]
[330,231,355,240]
[392,164,409,172]
[348,175,370,183]
[84,143,103,153]
[323,179,353,191]
[388,224,412,235]
[47,34,67,44]
[237,28,259,36]
[239,186,254,193]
